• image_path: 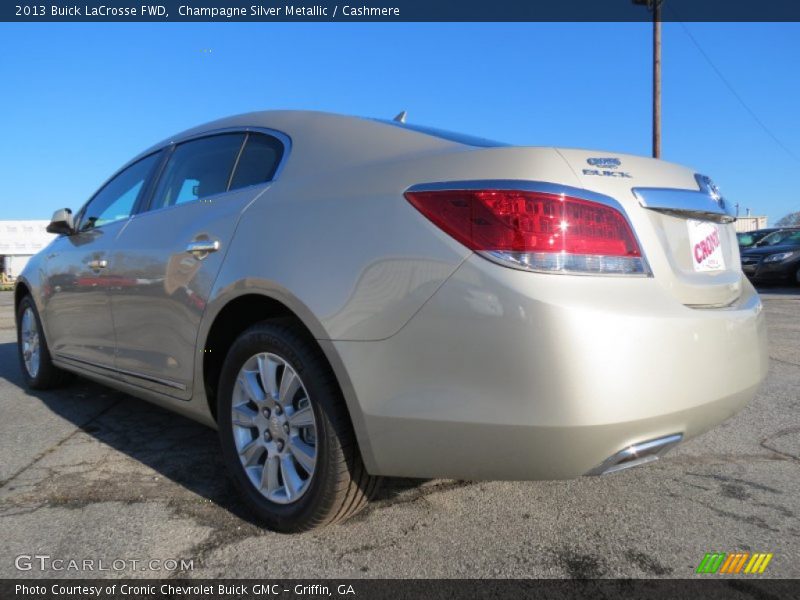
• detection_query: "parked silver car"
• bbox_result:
[15,111,768,531]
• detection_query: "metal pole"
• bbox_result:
[652,0,662,158]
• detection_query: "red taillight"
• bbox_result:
[404,188,646,275]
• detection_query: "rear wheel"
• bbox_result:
[16,296,71,389]
[217,321,380,532]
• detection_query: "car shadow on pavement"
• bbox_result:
[0,340,270,527]
[0,340,437,526]
[755,285,800,296]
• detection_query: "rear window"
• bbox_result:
[375,120,508,148]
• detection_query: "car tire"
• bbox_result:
[217,320,380,532]
[16,295,72,390]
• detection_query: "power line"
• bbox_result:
[675,20,800,164]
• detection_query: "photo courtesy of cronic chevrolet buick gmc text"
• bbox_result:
[15,111,768,532]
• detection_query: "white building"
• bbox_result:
[734,215,769,233]
[0,220,55,281]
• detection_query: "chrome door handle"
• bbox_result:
[88,259,108,270]
[186,240,220,259]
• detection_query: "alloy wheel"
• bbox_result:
[231,352,318,504]
[20,307,41,379]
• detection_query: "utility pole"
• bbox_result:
[652,0,662,158]
[634,0,662,158]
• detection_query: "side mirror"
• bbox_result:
[46,208,75,235]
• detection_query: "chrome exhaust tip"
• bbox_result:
[586,433,683,476]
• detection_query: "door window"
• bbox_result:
[229,133,285,190]
[78,152,161,231]
[150,134,245,210]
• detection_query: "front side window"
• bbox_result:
[150,134,245,210]
[79,152,161,231]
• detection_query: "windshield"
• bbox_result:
[758,230,800,247]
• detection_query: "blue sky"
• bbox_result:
[0,22,798,223]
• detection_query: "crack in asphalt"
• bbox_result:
[769,356,800,368]
[668,471,798,538]
[0,399,122,490]
[664,453,789,467]
[760,427,800,462]
[684,472,783,494]
[669,491,782,533]
[346,479,476,522]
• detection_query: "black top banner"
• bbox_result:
[4,0,800,22]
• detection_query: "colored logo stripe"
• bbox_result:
[696,552,773,574]
[744,553,773,574]
[719,552,749,574]
[696,553,726,574]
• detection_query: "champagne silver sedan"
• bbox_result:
[15,111,768,531]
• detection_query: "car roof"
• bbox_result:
[126,110,476,179]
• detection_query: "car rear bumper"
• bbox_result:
[335,255,769,479]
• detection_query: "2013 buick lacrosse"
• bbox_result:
[15,111,767,531]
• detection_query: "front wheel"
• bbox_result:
[16,295,71,389]
[217,321,380,532]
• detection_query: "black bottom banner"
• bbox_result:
[2,579,799,600]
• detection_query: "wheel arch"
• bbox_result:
[199,291,378,473]
[14,279,32,314]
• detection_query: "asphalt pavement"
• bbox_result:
[0,288,798,579]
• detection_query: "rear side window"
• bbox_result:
[784,231,800,244]
[150,134,245,210]
[760,230,800,246]
[229,134,284,190]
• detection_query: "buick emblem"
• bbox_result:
[696,174,726,210]
[587,157,621,169]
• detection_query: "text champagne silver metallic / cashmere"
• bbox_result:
[15,111,768,531]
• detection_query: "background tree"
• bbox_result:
[775,211,800,227]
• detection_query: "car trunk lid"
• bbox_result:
[555,148,742,307]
